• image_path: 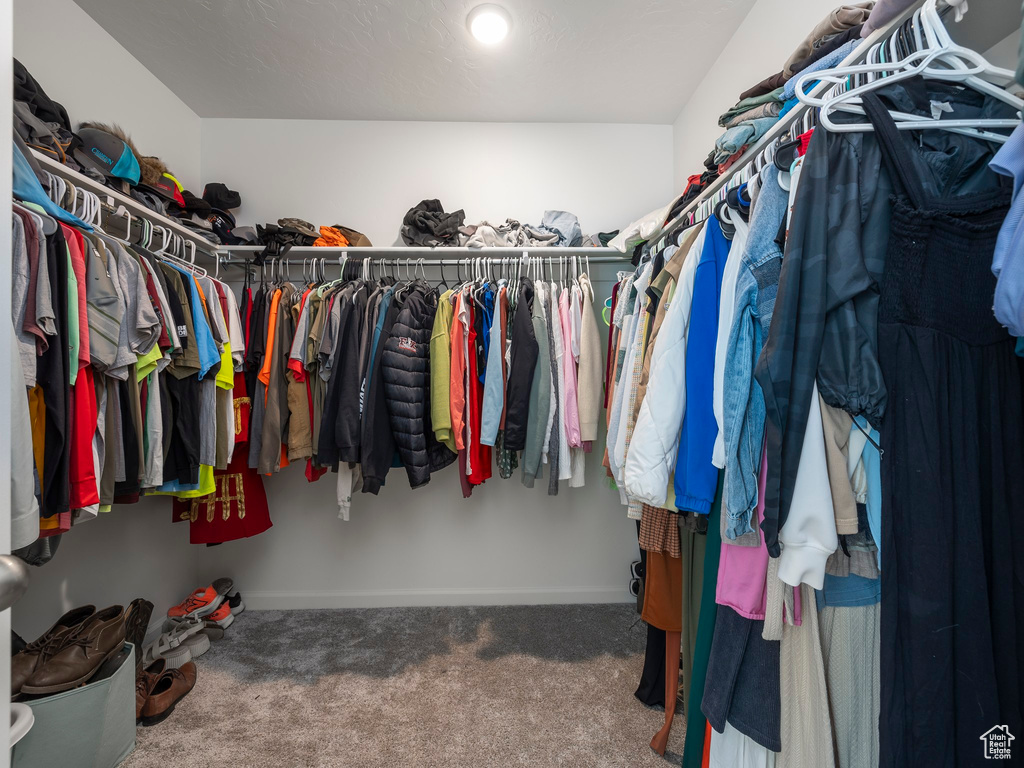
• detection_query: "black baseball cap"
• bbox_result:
[203,182,240,211]
[177,189,212,218]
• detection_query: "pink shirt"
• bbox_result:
[716,450,770,620]
[559,289,582,448]
[716,448,804,625]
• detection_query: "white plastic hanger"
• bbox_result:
[797,0,1021,141]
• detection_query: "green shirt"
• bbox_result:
[430,289,455,452]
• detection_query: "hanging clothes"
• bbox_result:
[172,373,271,544]
[856,91,1024,768]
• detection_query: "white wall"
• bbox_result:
[12,0,203,639]
[671,0,846,189]
[13,0,202,191]
[984,30,1021,71]
[194,118,671,608]
[15,504,201,639]
[201,120,673,246]
[194,422,638,610]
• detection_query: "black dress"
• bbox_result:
[862,94,1024,768]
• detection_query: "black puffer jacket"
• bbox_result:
[381,284,457,488]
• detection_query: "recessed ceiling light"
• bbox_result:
[468,4,511,45]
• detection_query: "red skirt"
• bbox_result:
[172,449,272,544]
[171,372,271,544]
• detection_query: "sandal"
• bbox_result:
[143,620,209,669]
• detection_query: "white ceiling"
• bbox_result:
[72,0,756,123]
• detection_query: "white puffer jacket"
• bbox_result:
[623,225,705,507]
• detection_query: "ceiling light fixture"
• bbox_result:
[467,4,511,45]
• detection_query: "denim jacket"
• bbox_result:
[722,164,788,539]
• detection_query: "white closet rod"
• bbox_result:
[648,0,946,249]
[219,245,625,259]
[219,253,630,266]
[28,148,220,256]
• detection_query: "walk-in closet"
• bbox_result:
[2,0,1022,766]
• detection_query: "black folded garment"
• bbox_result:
[400,199,466,247]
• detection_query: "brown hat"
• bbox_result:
[332,224,372,247]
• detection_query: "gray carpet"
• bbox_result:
[121,604,684,767]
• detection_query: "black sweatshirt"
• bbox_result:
[360,296,402,494]
[503,277,538,451]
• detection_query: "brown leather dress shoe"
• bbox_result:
[11,605,95,696]
[21,605,126,695]
[140,661,197,726]
[135,659,166,720]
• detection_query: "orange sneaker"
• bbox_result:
[166,578,233,621]
[203,601,235,631]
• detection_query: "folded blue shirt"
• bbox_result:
[783,40,860,101]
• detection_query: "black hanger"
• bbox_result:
[773,136,803,172]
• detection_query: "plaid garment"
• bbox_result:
[639,504,682,558]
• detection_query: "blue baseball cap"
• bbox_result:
[74,127,140,185]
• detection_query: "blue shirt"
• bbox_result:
[479,287,494,384]
[990,123,1024,335]
[13,141,91,230]
[855,415,882,570]
[169,264,218,380]
[367,287,395,391]
[675,214,730,514]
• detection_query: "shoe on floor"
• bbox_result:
[140,661,197,726]
[135,659,166,720]
[204,602,235,631]
[11,605,95,696]
[124,598,154,668]
[630,560,643,581]
[143,620,209,669]
[21,605,126,695]
[166,578,233,621]
[227,591,245,616]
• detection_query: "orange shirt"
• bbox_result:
[449,291,467,451]
[258,288,283,402]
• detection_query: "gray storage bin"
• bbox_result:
[12,643,136,768]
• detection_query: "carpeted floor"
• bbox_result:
[121,604,684,767]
